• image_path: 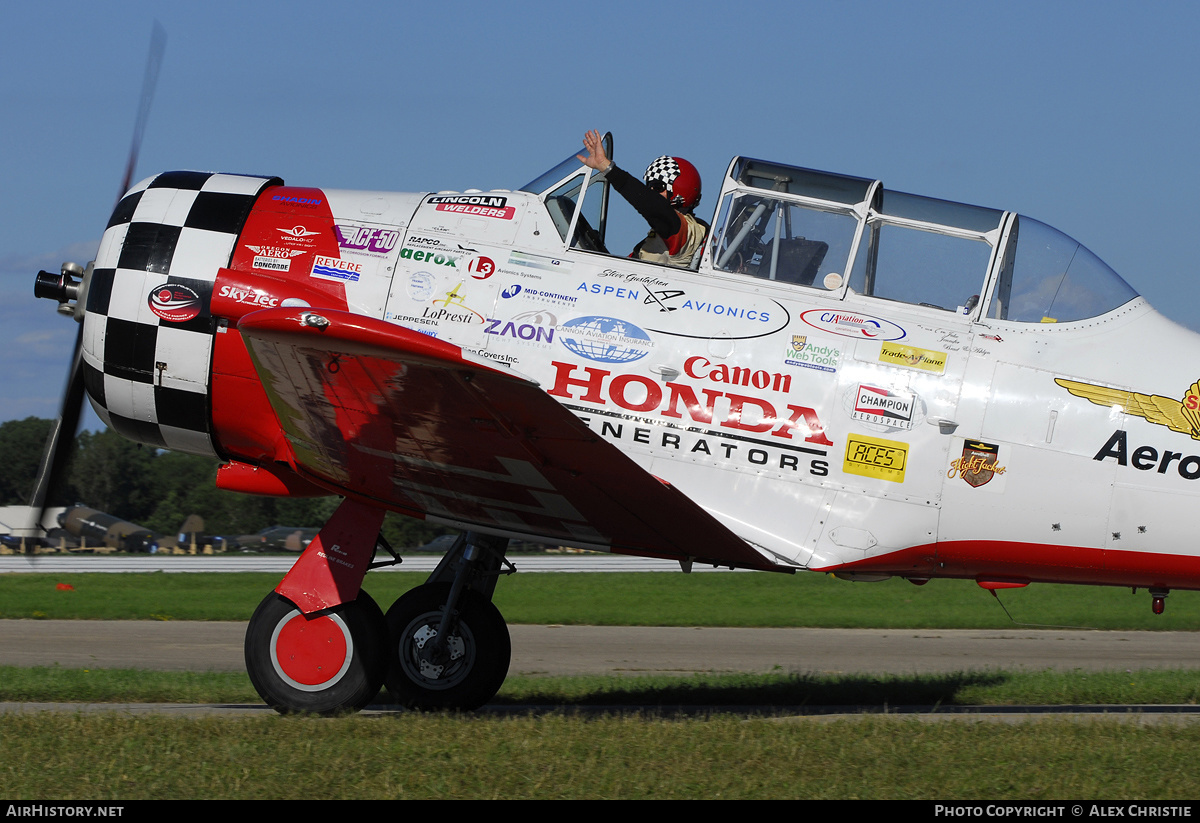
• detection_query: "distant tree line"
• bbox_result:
[0,417,449,549]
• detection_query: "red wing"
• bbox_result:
[237,307,779,571]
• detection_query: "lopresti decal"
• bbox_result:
[1056,377,1200,439]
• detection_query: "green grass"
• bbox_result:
[4,665,1200,708]
[4,570,1200,629]
[2,712,1200,799]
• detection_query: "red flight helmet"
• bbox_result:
[644,156,702,211]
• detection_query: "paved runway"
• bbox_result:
[2,620,1198,677]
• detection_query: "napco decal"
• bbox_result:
[843,433,908,483]
[311,255,362,283]
[842,384,922,433]
[784,335,840,373]
[947,440,1007,487]
[335,225,400,255]
[509,251,572,274]
[147,284,202,323]
[878,341,947,374]
[1093,430,1200,480]
[557,316,653,364]
[801,310,905,341]
[484,310,556,344]
[1056,377,1200,439]
[428,194,515,220]
[218,284,279,309]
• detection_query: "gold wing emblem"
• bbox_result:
[1055,378,1200,439]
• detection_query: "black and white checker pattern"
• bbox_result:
[643,155,682,200]
[83,171,281,457]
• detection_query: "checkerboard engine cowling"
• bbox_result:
[83,171,280,457]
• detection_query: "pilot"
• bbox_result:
[577,129,707,269]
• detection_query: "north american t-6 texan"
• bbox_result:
[31,128,1200,715]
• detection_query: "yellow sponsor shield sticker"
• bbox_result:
[878,342,947,374]
[844,433,908,483]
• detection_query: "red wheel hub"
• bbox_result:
[271,611,351,688]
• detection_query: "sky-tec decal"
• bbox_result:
[428,194,515,220]
[147,284,202,323]
[311,255,362,283]
[335,225,400,255]
[800,309,906,341]
[784,335,840,373]
[1057,377,1200,439]
[1093,430,1200,480]
[218,284,279,309]
[557,316,653,364]
[878,341,947,374]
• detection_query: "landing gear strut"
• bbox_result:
[385,532,513,710]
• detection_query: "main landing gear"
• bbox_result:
[244,531,513,715]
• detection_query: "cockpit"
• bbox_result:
[520,136,1138,324]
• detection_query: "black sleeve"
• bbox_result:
[606,164,682,239]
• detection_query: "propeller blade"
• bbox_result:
[26,324,85,545]
[118,20,166,199]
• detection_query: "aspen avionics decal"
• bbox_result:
[878,341,946,374]
[842,384,924,433]
[1056,377,1200,439]
[801,310,905,341]
[427,194,516,220]
[843,433,907,483]
[947,439,1007,488]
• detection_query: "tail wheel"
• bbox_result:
[384,583,511,711]
[245,590,386,715]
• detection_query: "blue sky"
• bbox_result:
[3,0,1198,428]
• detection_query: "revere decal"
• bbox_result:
[557,316,653,364]
[947,440,1007,487]
[843,384,922,432]
[335,225,400,255]
[878,341,947,374]
[1093,430,1200,480]
[1056,377,1200,439]
[784,335,841,373]
[801,309,906,341]
[547,360,832,447]
[843,433,908,483]
[148,284,202,323]
[429,194,515,220]
[311,255,362,283]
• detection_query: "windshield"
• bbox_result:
[987,216,1138,323]
[520,152,588,196]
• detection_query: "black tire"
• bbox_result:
[244,589,387,715]
[384,583,511,710]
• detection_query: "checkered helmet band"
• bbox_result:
[644,156,682,196]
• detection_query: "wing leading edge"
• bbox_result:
[237,307,782,572]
